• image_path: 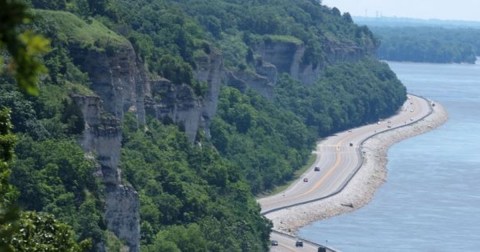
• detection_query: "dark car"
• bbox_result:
[303,178,308,182]
[314,166,320,171]
[271,240,278,246]
[295,240,303,247]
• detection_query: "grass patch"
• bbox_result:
[35,10,128,51]
[264,35,303,45]
[258,153,317,198]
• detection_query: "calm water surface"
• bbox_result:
[299,62,480,251]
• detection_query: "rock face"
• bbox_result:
[72,95,140,252]
[70,40,146,251]
[146,79,203,141]
[194,50,224,138]
[71,43,147,124]
[255,39,372,85]
[145,49,224,141]
[226,70,275,99]
[68,21,372,250]
[224,38,372,100]
[70,39,225,250]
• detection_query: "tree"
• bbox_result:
[0,0,50,95]
[0,108,19,252]
[9,211,91,251]
[1,1,87,251]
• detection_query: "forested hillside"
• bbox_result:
[371,26,480,63]
[1,0,406,251]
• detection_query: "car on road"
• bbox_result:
[303,178,308,182]
[271,240,278,246]
[314,166,320,171]
[295,240,304,247]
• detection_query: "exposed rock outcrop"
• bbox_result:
[223,37,372,100]
[69,38,146,251]
[194,50,224,138]
[73,94,140,252]
[255,38,372,85]
[145,49,224,141]
[69,40,226,250]
[70,42,147,124]
[66,16,374,251]
[225,70,274,99]
[146,79,203,142]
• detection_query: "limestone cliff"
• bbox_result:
[224,36,372,100]
[69,34,224,250]
[145,49,224,141]
[71,43,147,124]
[67,31,372,251]
[255,38,372,85]
[72,95,140,252]
[69,39,147,251]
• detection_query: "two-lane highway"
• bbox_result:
[259,95,433,251]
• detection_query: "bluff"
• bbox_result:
[226,34,375,98]
[57,14,371,251]
[5,1,407,250]
[35,10,226,251]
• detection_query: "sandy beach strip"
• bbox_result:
[266,98,449,236]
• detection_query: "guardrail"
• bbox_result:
[271,230,334,252]
[264,94,435,251]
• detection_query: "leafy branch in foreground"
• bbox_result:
[0,0,50,95]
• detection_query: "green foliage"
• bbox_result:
[3,1,409,250]
[275,58,406,135]
[158,55,193,85]
[1,2,91,250]
[7,135,105,246]
[121,114,271,250]
[104,0,203,85]
[211,87,315,193]
[9,211,91,251]
[0,87,47,138]
[0,108,19,252]
[372,26,480,63]
[210,59,405,195]
[218,33,249,69]
[0,109,89,252]
[33,10,128,51]
[0,0,51,95]
[30,0,67,10]
[264,35,303,45]
[174,0,378,66]
[0,82,86,139]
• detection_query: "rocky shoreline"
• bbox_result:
[267,99,449,236]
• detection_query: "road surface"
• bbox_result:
[260,95,433,251]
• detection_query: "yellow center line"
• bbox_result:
[299,137,346,197]
[284,132,353,203]
[296,96,425,198]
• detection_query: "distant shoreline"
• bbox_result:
[265,96,448,235]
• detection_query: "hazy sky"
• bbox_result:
[322,0,480,22]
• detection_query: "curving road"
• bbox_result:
[259,95,433,251]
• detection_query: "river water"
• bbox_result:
[299,62,480,251]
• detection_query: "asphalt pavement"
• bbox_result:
[260,95,432,251]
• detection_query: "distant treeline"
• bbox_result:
[371,26,480,63]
